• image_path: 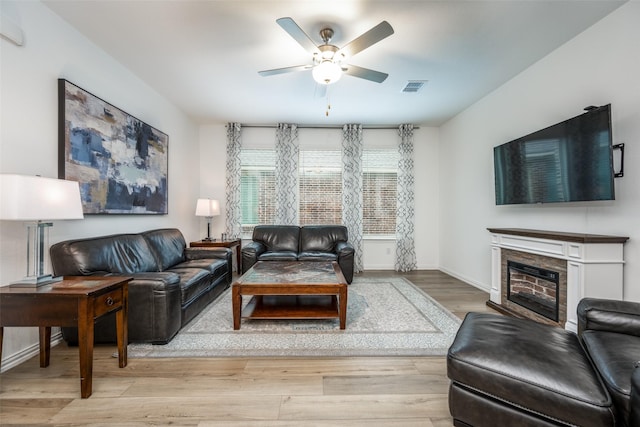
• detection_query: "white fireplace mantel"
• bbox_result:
[488,228,628,332]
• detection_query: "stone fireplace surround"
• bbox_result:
[488,228,628,332]
[502,249,566,326]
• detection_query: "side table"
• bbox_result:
[0,276,131,398]
[190,238,242,273]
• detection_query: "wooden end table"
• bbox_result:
[232,261,348,330]
[0,276,131,398]
[190,238,242,272]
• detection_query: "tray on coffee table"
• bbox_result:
[231,261,348,330]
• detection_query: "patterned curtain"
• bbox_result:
[225,123,242,238]
[274,123,299,224]
[396,124,417,272]
[342,124,364,273]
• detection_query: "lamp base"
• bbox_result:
[202,237,217,242]
[11,274,63,288]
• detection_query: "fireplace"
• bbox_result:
[496,247,568,327]
[507,261,559,322]
[489,228,627,331]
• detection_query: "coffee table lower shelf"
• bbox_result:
[242,295,339,320]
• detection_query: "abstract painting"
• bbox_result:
[58,79,168,214]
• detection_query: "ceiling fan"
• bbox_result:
[259,17,394,86]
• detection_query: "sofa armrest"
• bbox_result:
[335,241,355,256]
[241,241,266,273]
[630,363,640,427]
[335,241,355,284]
[577,297,640,337]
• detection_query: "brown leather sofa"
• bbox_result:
[447,298,640,427]
[50,228,232,344]
[241,225,355,283]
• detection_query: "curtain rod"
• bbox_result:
[240,124,419,130]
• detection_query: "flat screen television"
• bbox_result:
[494,104,615,205]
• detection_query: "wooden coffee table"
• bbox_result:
[232,261,348,330]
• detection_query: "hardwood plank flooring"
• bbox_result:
[0,270,495,425]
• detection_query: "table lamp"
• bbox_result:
[195,198,220,242]
[0,174,84,286]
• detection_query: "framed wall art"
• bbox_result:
[58,79,168,214]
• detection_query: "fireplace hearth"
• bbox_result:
[507,261,559,322]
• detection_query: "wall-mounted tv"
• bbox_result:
[494,104,615,205]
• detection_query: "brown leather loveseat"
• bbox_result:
[241,225,355,284]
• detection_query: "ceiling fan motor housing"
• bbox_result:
[315,44,342,64]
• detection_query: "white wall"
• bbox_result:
[439,2,640,300]
[0,1,201,366]
[199,125,440,270]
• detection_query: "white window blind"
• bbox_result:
[299,150,342,226]
[240,149,275,233]
[239,147,398,236]
[363,150,398,235]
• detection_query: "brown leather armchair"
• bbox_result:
[447,297,640,427]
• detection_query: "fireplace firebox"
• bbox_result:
[507,260,560,322]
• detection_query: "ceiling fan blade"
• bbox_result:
[258,65,311,77]
[276,17,320,55]
[343,65,388,83]
[337,21,394,58]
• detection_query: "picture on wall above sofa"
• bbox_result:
[58,79,168,215]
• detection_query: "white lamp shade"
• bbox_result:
[312,61,342,85]
[0,174,84,221]
[195,198,220,217]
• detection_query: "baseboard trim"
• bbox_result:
[439,267,490,293]
[0,331,63,373]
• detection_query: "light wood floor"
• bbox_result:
[0,270,495,426]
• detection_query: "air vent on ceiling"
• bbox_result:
[401,80,428,93]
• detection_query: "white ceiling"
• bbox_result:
[43,1,626,126]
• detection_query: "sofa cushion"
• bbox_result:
[581,330,640,424]
[174,258,227,276]
[142,228,186,271]
[299,225,348,252]
[298,251,337,262]
[252,225,300,252]
[50,234,158,275]
[448,313,616,427]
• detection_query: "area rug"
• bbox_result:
[126,277,462,358]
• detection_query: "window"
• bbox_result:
[239,148,398,236]
[363,150,398,235]
[240,149,275,234]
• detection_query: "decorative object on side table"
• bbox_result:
[58,79,169,215]
[0,276,131,398]
[195,198,220,241]
[0,174,83,287]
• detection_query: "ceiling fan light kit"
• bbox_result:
[313,60,342,84]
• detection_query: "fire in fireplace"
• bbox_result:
[507,260,560,322]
